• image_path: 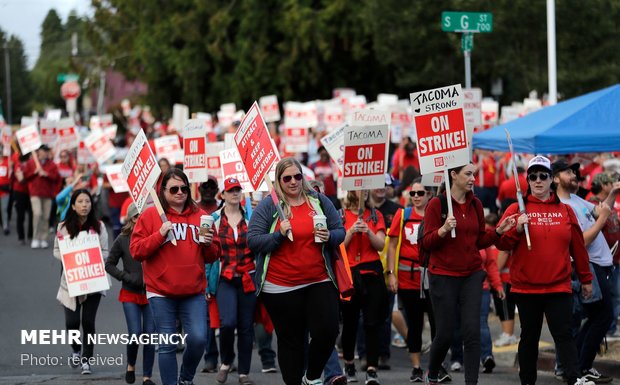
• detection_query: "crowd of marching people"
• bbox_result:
[1,109,620,385]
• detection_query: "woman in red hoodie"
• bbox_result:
[497,156,594,385]
[420,163,517,385]
[130,168,221,385]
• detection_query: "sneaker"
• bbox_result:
[581,368,613,384]
[81,362,91,375]
[178,381,195,385]
[494,332,518,347]
[365,369,380,385]
[238,375,254,385]
[31,239,40,249]
[126,369,136,384]
[391,333,407,348]
[482,356,495,373]
[345,363,358,383]
[574,378,596,385]
[437,366,451,383]
[409,367,424,382]
[327,374,347,385]
[425,372,439,385]
[69,352,81,368]
[302,375,323,385]
[377,356,391,370]
[143,380,156,385]
[449,361,461,372]
[216,365,231,383]
[261,367,277,373]
[40,240,49,249]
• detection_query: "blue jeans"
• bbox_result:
[323,347,343,382]
[216,276,257,375]
[480,289,493,360]
[122,302,156,377]
[149,294,207,385]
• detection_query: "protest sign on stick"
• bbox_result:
[58,231,110,297]
[103,164,129,193]
[183,119,208,183]
[15,125,42,155]
[84,129,116,166]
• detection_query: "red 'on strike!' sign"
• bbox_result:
[415,109,467,156]
[343,143,386,177]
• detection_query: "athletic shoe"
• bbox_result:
[216,365,231,383]
[238,375,254,385]
[81,362,91,375]
[437,366,451,383]
[581,368,613,384]
[143,380,156,385]
[261,367,277,373]
[409,367,424,382]
[574,378,596,385]
[425,372,439,385]
[482,356,495,373]
[31,239,40,249]
[126,369,136,384]
[345,363,358,383]
[69,352,81,368]
[449,361,462,372]
[302,375,323,385]
[365,369,380,385]
[177,381,195,385]
[494,332,518,347]
[40,240,49,249]
[391,334,407,348]
[327,374,347,385]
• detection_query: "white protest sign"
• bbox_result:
[481,98,499,127]
[154,135,182,164]
[221,103,236,113]
[320,124,347,172]
[40,119,57,148]
[284,127,308,153]
[421,172,445,187]
[349,95,367,110]
[233,102,279,191]
[1,123,11,157]
[183,119,208,183]
[104,124,118,141]
[84,129,116,165]
[89,114,113,131]
[205,142,224,181]
[377,93,398,106]
[46,109,62,121]
[103,163,129,193]
[410,84,469,174]
[284,102,306,128]
[196,112,214,132]
[342,110,390,191]
[56,118,79,151]
[217,110,234,128]
[259,95,281,123]
[172,104,189,133]
[58,231,109,297]
[220,148,253,191]
[500,106,521,124]
[20,116,37,128]
[16,125,42,155]
[303,102,318,127]
[121,130,161,213]
[463,88,482,128]
[78,139,96,165]
[324,104,345,130]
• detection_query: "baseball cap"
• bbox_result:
[527,156,552,173]
[126,203,139,220]
[224,177,242,192]
[551,159,580,175]
[591,172,615,187]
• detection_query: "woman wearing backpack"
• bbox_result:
[420,163,518,385]
[341,190,388,385]
[386,179,435,383]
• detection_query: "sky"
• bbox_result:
[0,0,93,68]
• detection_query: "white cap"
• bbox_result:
[527,155,552,172]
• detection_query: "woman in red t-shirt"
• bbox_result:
[341,190,388,385]
[386,179,434,382]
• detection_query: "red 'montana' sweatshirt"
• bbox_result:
[130,205,221,297]
[497,194,592,294]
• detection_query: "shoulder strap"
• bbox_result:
[404,207,413,222]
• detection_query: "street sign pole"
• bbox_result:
[462,33,473,88]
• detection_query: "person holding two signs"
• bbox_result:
[420,163,517,385]
[130,168,221,385]
[248,157,345,385]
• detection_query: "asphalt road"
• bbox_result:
[0,223,595,385]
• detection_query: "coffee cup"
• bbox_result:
[200,215,214,243]
[313,214,327,243]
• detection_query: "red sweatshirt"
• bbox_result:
[130,205,221,297]
[420,192,499,277]
[496,194,592,294]
[22,158,60,198]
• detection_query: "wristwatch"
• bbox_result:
[386,270,394,275]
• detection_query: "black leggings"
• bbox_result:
[64,293,102,360]
[13,191,32,241]
[399,289,435,353]
[261,282,340,385]
[493,282,516,321]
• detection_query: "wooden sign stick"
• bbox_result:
[149,189,177,246]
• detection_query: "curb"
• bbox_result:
[536,351,620,380]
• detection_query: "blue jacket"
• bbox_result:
[247,191,345,294]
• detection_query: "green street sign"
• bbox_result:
[442,12,493,33]
[57,73,79,83]
[461,33,474,52]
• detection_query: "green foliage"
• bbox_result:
[0,30,34,123]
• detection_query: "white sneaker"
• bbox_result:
[40,240,49,249]
[69,352,80,368]
[450,361,462,372]
[31,240,40,249]
[81,362,91,375]
[574,378,595,385]
[494,332,518,347]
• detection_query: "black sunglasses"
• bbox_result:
[282,173,303,183]
[167,185,190,194]
[528,173,550,182]
[409,190,427,197]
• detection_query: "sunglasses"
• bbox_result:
[166,185,190,194]
[528,173,550,182]
[409,190,427,197]
[282,173,303,183]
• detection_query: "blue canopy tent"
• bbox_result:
[472,84,620,154]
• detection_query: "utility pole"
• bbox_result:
[3,41,12,124]
[547,0,557,105]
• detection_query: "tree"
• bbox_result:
[0,29,34,123]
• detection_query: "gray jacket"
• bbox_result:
[105,234,146,294]
[247,191,345,294]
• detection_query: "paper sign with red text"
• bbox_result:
[16,125,42,155]
[58,231,109,297]
[154,135,182,165]
[84,129,116,165]
[183,119,208,183]
[259,95,281,123]
[103,164,129,193]
[121,130,161,213]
